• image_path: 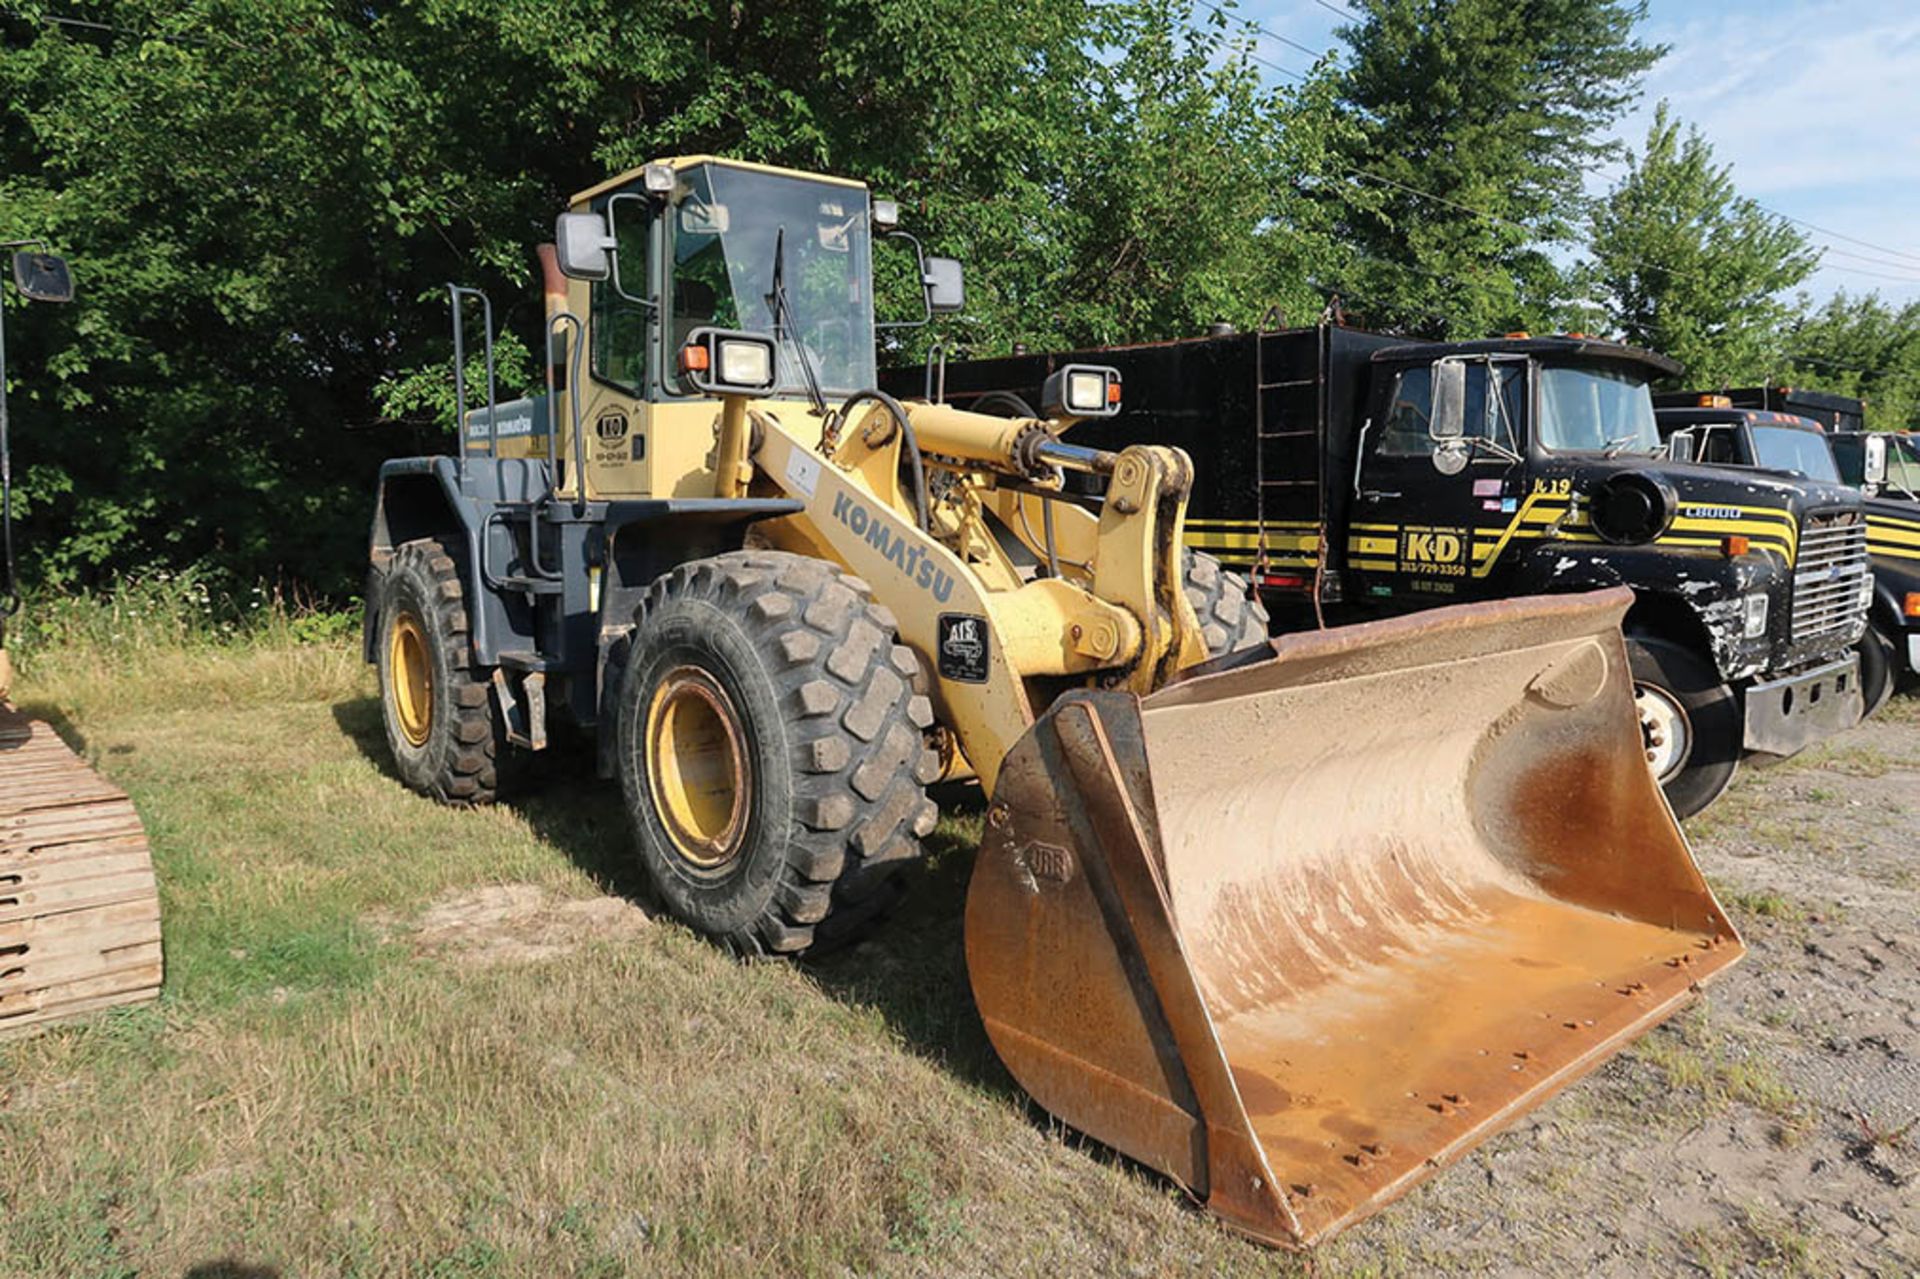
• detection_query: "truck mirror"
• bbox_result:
[1666,431,1697,465]
[925,257,964,313]
[1864,434,1889,488]
[11,251,73,303]
[1429,359,1467,442]
[554,211,615,281]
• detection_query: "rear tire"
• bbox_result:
[1183,551,1272,657]
[1858,621,1897,719]
[374,537,505,806]
[1626,635,1739,819]
[615,551,940,957]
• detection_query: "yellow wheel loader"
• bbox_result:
[362,157,1744,1246]
[0,244,163,1036]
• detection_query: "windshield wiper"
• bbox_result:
[1602,434,1647,458]
[764,226,828,416]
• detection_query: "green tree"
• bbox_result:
[1779,292,1920,431]
[0,0,1101,593]
[1588,102,1817,384]
[1318,0,1663,337]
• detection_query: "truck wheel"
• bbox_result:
[374,537,505,806]
[1184,551,1272,657]
[1857,622,1896,718]
[615,551,940,957]
[1626,635,1739,819]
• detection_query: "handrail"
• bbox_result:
[447,284,498,484]
[545,309,588,515]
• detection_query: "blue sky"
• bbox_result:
[1239,0,1920,306]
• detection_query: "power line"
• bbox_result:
[1814,243,1920,276]
[1759,206,1920,269]
[1191,0,1331,62]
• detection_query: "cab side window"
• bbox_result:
[1377,365,1435,456]
[590,202,654,394]
[1375,362,1523,458]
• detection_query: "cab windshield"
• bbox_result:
[1537,364,1661,454]
[666,163,876,397]
[1751,425,1840,482]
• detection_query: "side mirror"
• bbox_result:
[1864,434,1889,487]
[925,256,964,314]
[1429,358,1466,441]
[12,251,73,303]
[1666,430,1697,465]
[554,212,615,281]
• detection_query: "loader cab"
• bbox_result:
[547,158,879,500]
[570,159,882,403]
[543,157,958,502]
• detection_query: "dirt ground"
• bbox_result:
[1311,701,1920,1276]
[375,703,1920,1275]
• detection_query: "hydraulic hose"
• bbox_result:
[836,389,930,531]
[965,391,1062,580]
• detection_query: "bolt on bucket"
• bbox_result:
[965,588,1743,1247]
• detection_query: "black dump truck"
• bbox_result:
[1657,391,1920,714]
[898,326,1872,817]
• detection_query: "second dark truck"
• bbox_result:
[897,325,1872,817]
[1655,389,1920,713]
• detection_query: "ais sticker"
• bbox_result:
[937,614,990,683]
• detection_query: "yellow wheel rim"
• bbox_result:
[388,610,434,748]
[645,666,752,869]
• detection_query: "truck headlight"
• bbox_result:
[1743,592,1769,639]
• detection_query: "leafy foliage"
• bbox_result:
[2,0,1915,604]
[1317,0,1663,336]
[1780,293,1920,431]
[1588,103,1818,386]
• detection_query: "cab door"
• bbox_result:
[1348,356,1527,611]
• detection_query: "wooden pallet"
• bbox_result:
[0,703,163,1036]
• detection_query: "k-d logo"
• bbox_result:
[595,411,628,442]
[938,613,991,683]
[1399,525,1468,577]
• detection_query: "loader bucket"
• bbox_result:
[965,588,1742,1247]
[0,703,163,1036]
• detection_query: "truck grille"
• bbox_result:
[1791,510,1871,643]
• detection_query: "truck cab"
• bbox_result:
[910,326,1873,816]
[1657,392,1920,713]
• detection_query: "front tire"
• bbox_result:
[1858,621,1897,719]
[1626,635,1739,819]
[1183,551,1272,657]
[615,551,940,956]
[374,537,506,806]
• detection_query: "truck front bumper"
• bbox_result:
[1743,655,1862,757]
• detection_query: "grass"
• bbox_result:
[1681,1204,1830,1278]
[2,591,1346,1278]
[1627,1007,1806,1132]
[5,584,1904,1276]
